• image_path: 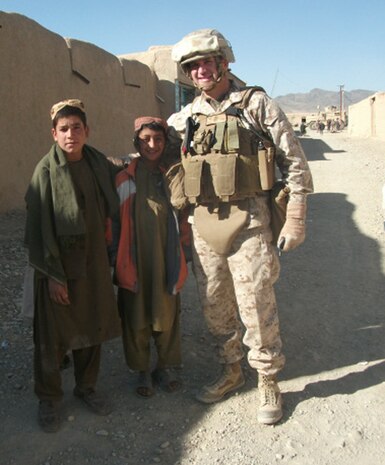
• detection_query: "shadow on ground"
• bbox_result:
[298,134,346,161]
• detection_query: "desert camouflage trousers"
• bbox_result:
[191,223,286,376]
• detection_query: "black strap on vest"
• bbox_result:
[232,86,274,147]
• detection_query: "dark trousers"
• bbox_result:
[120,311,182,372]
[34,343,101,402]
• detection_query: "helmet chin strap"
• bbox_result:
[196,81,217,91]
[193,60,226,91]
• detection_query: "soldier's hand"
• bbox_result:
[278,203,306,252]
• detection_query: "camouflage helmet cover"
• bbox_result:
[171,29,235,68]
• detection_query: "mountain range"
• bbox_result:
[274,88,376,113]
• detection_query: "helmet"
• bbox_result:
[172,29,235,73]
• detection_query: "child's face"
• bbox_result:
[137,127,166,165]
[51,115,89,161]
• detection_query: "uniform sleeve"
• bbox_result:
[167,104,192,135]
[165,108,192,169]
[246,92,314,203]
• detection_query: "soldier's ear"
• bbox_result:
[219,58,229,71]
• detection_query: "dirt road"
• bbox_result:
[1,131,385,465]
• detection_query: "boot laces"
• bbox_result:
[260,376,279,406]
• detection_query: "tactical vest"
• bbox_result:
[182,87,275,204]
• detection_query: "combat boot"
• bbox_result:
[196,361,245,404]
[257,374,283,425]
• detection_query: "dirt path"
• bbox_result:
[1,131,385,465]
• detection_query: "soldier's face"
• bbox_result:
[189,57,224,91]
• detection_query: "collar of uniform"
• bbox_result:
[191,80,244,115]
[228,81,248,105]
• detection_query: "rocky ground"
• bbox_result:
[1,130,385,465]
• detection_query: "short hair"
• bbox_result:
[52,106,87,128]
[133,121,168,150]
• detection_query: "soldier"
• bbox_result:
[167,29,313,424]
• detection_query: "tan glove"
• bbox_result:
[278,203,307,252]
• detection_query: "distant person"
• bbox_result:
[318,121,325,135]
[300,121,307,136]
[25,99,121,433]
[110,117,190,398]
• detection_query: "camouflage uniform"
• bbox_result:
[168,81,313,376]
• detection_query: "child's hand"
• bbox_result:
[48,278,70,306]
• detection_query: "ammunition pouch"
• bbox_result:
[182,157,203,204]
[164,162,188,210]
[258,146,275,190]
[270,181,290,246]
[183,150,274,204]
[210,153,237,201]
[182,91,276,205]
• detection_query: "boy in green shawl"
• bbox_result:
[25,99,121,433]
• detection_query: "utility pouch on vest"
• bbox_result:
[165,162,188,210]
[258,145,275,190]
[270,181,290,246]
[194,201,249,255]
[236,153,260,197]
[210,153,237,201]
[182,158,203,203]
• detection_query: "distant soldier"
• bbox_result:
[300,121,307,136]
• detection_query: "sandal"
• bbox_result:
[59,353,71,371]
[152,368,182,393]
[135,371,155,398]
[38,400,61,433]
[73,386,112,416]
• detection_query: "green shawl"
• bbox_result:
[24,143,119,284]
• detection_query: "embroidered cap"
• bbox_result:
[50,99,85,120]
[134,116,168,133]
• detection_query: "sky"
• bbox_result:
[2,0,384,97]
